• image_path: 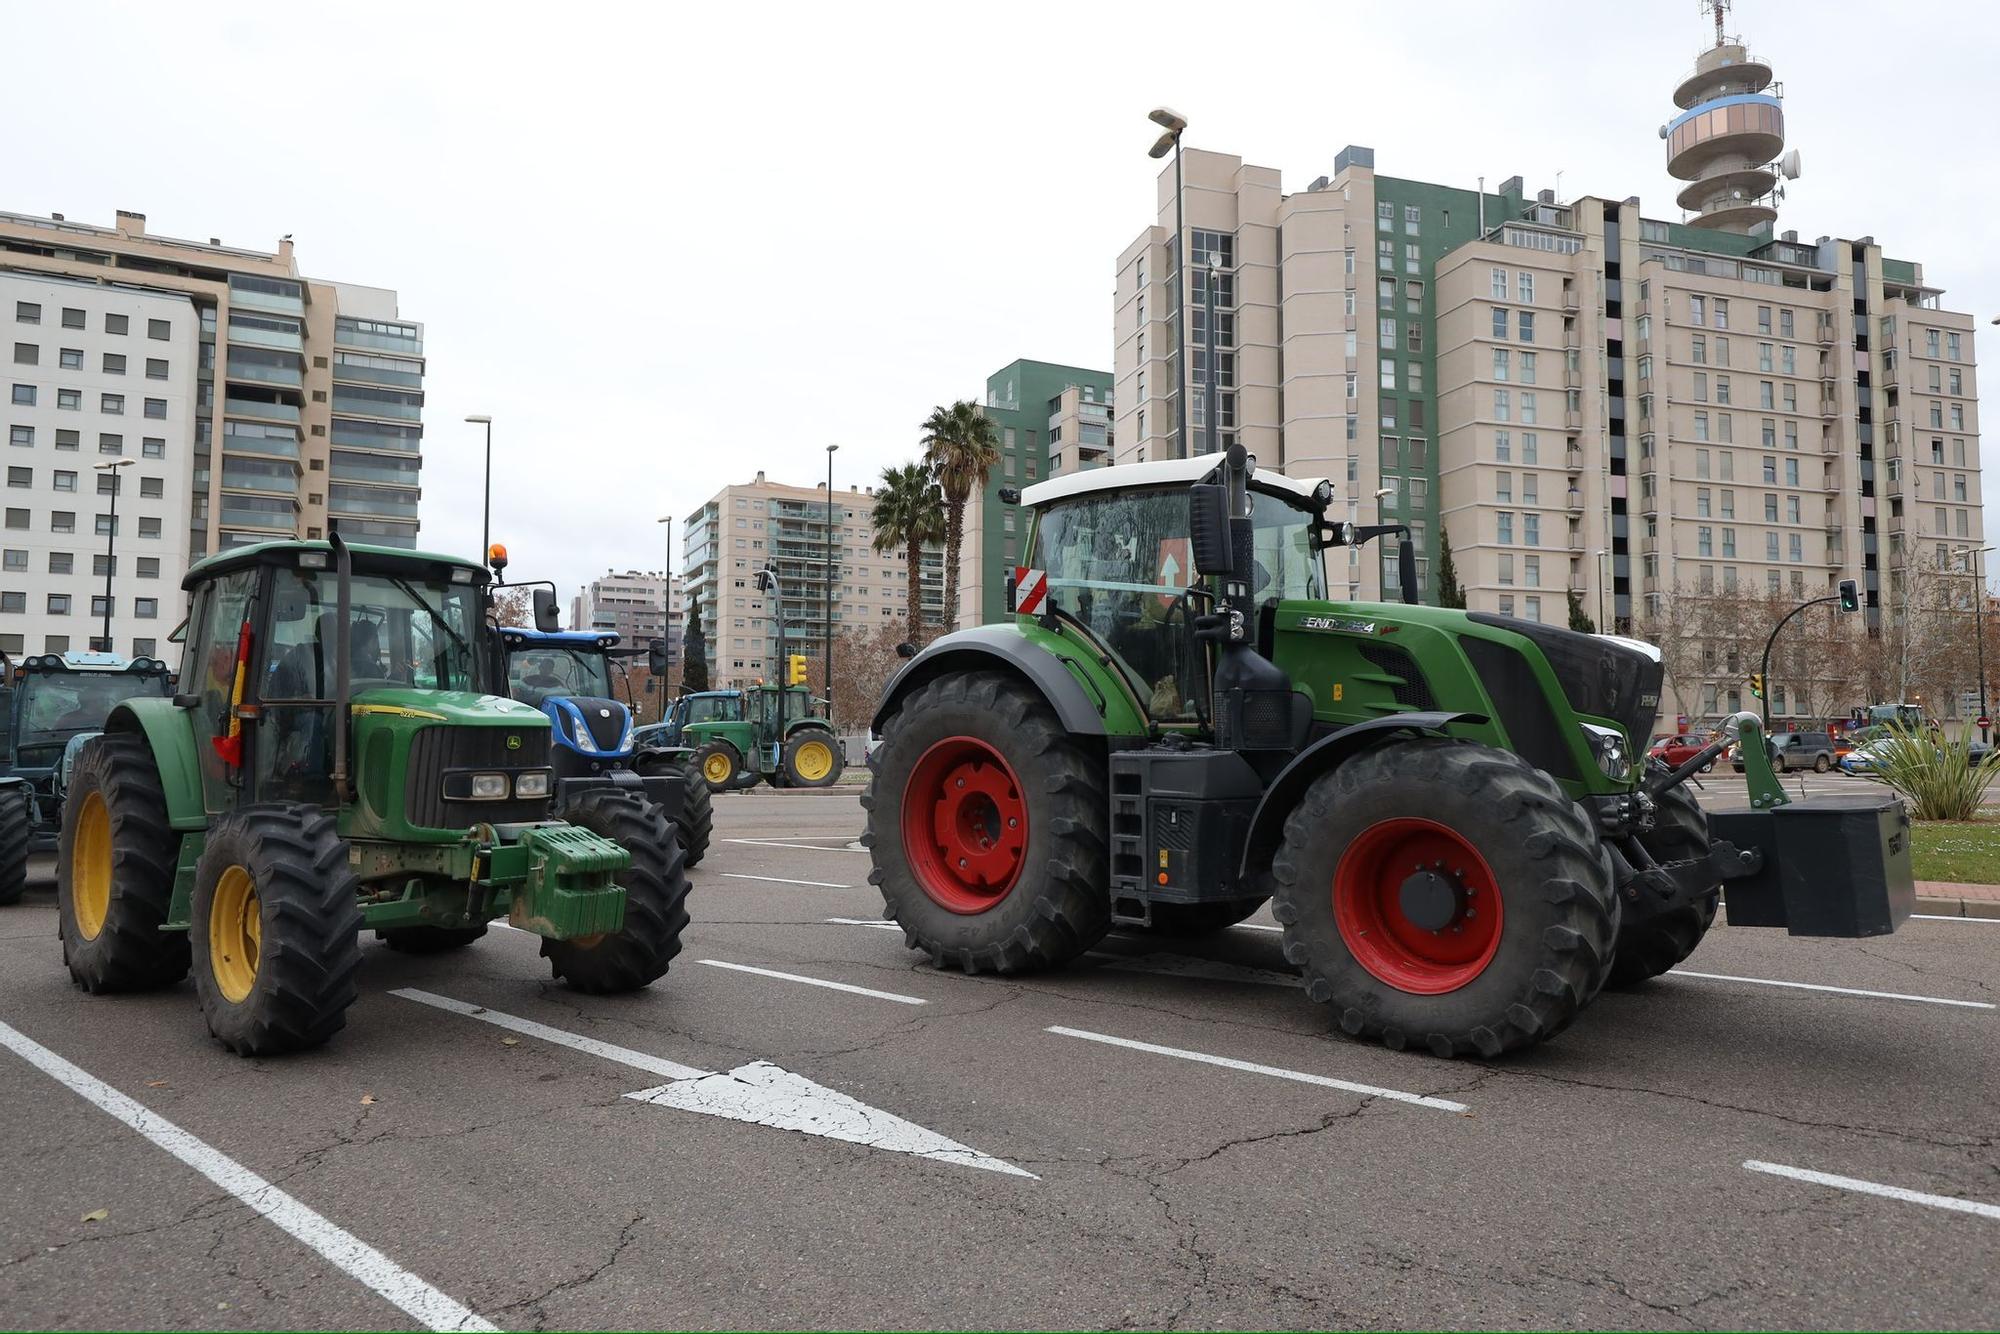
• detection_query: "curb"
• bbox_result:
[1914,894,2000,921]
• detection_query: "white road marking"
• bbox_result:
[392,989,1027,1177]
[697,959,925,1005]
[0,1018,495,1333]
[1047,1026,1469,1114]
[720,872,853,889]
[1910,913,2000,924]
[827,916,902,931]
[1668,969,1995,1010]
[1743,1160,2000,1221]
[723,837,869,853]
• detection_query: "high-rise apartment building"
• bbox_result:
[0,210,424,640]
[681,470,941,687]
[1112,20,1980,725]
[961,359,1113,626]
[572,569,682,658]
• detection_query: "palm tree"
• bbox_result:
[920,400,1001,630]
[870,462,946,641]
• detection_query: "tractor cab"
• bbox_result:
[683,683,844,792]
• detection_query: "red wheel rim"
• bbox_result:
[900,736,1029,914]
[1332,817,1503,995]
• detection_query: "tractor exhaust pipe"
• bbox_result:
[330,528,352,798]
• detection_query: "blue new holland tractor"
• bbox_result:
[499,627,712,865]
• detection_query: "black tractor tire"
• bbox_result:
[0,785,30,906]
[782,729,845,789]
[1606,767,1719,988]
[1141,898,1270,935]
[57,733,190,992]
[542,790,690,994]
[1270,738,1619,1059]
[861,670,1109,974]
[695,741,741,794]
[377,925,487,954]
[678,763,713,866]
[191,804,364,1057]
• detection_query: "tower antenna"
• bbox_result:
[1702,0,1731,47]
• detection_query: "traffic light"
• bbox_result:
[1837,578,1859,612]
[1749,672,1765,700]
[787,653,808,686]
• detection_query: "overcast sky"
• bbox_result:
[5,0,1995,602]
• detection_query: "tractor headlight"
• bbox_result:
[513,770,551,799]
[467,772,509,800]
[569,717,598,753]
[1580,724,1633,782]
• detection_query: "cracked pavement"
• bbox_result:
[2,788,1996,1330]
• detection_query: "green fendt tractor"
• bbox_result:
[863,450,1912,1058]
[683,685,844,793]
[57,536,690,1056]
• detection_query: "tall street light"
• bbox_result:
[1148,107,1188,458]
[464,414,493,559]
[824,443,839,718]
[655,513,674,719]
[94,458,135,653]
[1961,544,1994,744]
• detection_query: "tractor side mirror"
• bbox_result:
[1189,484,1234,577]
[1398,534,1420,605]
[895,641,917,660]
[531,588,560,633]
[646,638,669,674]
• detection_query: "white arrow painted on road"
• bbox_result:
[392,988,1033,1178]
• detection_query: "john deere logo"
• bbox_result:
[506,735,522,751]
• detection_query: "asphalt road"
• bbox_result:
[3,789,1996,1331]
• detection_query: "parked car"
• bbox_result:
[1735,730,1836,774]
[1647,733,1715,771]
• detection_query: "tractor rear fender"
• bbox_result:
[872,625,1129,738]
[1240,710,1487,879]
[103,697,207,832]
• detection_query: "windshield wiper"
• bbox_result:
[387,576,472,665]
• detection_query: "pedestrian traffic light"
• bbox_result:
[787,653,808,686]
[1837,578,1859,612]
[1749,672,1765,700]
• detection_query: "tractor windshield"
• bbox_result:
[684,695,743,725]
[263,568,484,700]
[1027,485,1324,719]
[507,645,614,705]
[14,671,167,760]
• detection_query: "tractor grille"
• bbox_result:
[567,697,628,752]
[1459,636,1580,781]
[1356,643,1438,711]
[1468,613,1663,754]
[404,725,552,829]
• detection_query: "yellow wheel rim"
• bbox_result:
[794,740,833,783]
[72,791,112,942]
[207,865,261,1004]
[703,752,732,784]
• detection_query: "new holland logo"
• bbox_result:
[505,735,522,751]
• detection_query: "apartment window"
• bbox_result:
[1757,307,1773,336]
[1406,324,1424,354]
[1715,336,1730,367]
[1404,243,1419,274]
[142,437,164,459]
[1760,419,1776,449]
[1763,493,1779,522]
[1690,295,1705,325]
[1498,595,1515,616]
[1519,392,1537,424]
[1380,316,1397,343]
[1788,533,1803,562]
[101,393,123,415]
[1491,268,1508,300]
[1954,473,1968,501]
[0,549,21,572]
[135,597,158,619]
[1698,526,1713,557]
[1343,249,1355,275]
[1492,348,1510,381]
[1757,342,1773,372]
[1524,595,1542,622]
[102,313,128,336]
[1408,362,1424,392]
[1697,488,1711,518]
[1522,514,1540,547]
[1495,471,1513,502]
[1379,359,1396,390]
[1491,306,1509,340]
[1713,299,1729,330]
[1786,496,1800,523]
[1494,389,1511,421]
[10,384,33,406]
[1378,201,1394,229]
[1693,372,1708,402]
[1404,205,1421,234]
[1344,375,1357,401]
[6,466,28,488]
[1517,272,1534,303]
[1691,335,1706,365]
[0,591,22,615]
[53,469,77,491]
[14,302,39,324]
[50,511,73,533]
[132,637,156,657]
[1947,332,1961,361]
[1715,377,1732,405]
[8,425,28,448]
[13,342,38,367]
[1494,430,1511,462]
[1524,555,1541,587]
[1497,512,1515,544]
[139,476,163,499]
[1766,532,1781,561]
[54,346,84,372]
[1949,368,1963,395]
[1693,411,1709,441]
[1758,380,1775,409]
[47,594,69,615]
[1951,404,1965,430]
[137,556,159,578]
[98,433,122,455]
[138,517,160,538]
[1782,384,1796,412]
[1406,280,1424,314]
[1378,240,1395,270]
[1520,433,1538,465]
[1784,458,1799,486]
[1498,554,1514,585]
[1518,311,1534,343]
[147,318,170,341]
[103,352,126,375]
[57,388,78,410]
[91,596,114,619]
[1782,346,1796,376]
[1380,437,1401,469]
[146,358,168,380]
[1696,448,1711,479]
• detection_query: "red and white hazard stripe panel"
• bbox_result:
[1014,566,1048,615]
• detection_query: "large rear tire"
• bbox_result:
[861,671,1109,973]
[1607,768,1719,987]
[1270,738,1618,1059]
[782,730,844,788]
[678,763,713,866]
[0,785,30,906]
[191,804,364,1056]
[58,733,189,991]
[1141,898,1270,935]
[543,791,690,993]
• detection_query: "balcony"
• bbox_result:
[224,397,300,425]
[331,388,422,422]
[1562,292,1580,313]
[1819,397,1839,419]
[221,425,300,459]
[333,324,424,356]
[1566,489,1584,513]
[228,276,305,316]
[329,455,420,486]
[226,323,303,354]
[219,463,299,495]
[1564,410,1583,430]
[332,361,423,390]
[328,491,420,521]
[1565,447,1583,471]
[225,359,303,390]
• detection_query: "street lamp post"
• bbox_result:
[1148,107,1189,458]
[1593,548,1609,633]
[464,414,493,559]
[1961,544,1994,743]
[655,513,674,721]
[825,443,838,717]
[93,459,135,653]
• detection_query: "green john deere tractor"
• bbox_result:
[863,449,1912,1058]
[57,536,690,1056]
[684,684,844,793]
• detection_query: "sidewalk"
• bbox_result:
[1916,881,2000,920]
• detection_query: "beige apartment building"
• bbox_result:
[0,209,424,586]
[681,471,941,686]
[572,569,682,651]
[1110,25,1982,725]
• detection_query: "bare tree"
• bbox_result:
[1630,584,1710,725]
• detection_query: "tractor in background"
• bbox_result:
[1,651,174,904]
[498,622,712,865]
[862,448,1912,1058]
[682,682,845,793]
[56,535,690,1056]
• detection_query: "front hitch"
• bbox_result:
[1646,710,1784,807]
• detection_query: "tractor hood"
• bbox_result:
[348,687,551,731]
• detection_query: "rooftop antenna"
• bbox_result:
[1703,0,1730,47]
